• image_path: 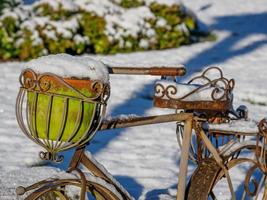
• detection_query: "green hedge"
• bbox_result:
[0,0,210,61]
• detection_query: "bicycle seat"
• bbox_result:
[154,67,234,113]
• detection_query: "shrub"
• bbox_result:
[117,0,144,8]
[0,0,210,61]
[0,0,22,15]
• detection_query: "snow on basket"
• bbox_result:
[26,54,109,83]
[16,54,110,162]
[154,67,235,111]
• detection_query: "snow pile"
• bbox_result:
[209,119,259,133]
[104,6,156,47]
[26,54,109,83]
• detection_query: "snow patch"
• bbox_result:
[25,54,109,83]
[209,119,259,133]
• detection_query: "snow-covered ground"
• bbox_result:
[1,0,267,199]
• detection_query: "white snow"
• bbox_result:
[1,0,267,199]
[209,119,259,133]
[139,39,149,49]
[156,18,167,27]
[25,54,109,83]
[104,6,155,40]
[76,0,123,17]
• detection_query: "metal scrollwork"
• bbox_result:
[19,68,109,104]
[259,118,267,138]
[37,74,52,92]
[165,85,178,99]
[244,164,260,197]
[154,66,234,102]
[154,83,165,98]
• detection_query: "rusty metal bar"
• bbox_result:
[107,66,186,76]
[80,154,131,200]
[199,126,236,200]
[176,118,193,200]
[99,113,193,131]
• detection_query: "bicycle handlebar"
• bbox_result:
[107,66,186,76]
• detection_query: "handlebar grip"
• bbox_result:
[148,67,186,76]
[108,66,186,76]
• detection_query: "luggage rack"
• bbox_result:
[154,67,235,115]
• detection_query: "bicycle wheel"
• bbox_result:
[20,174,124,200]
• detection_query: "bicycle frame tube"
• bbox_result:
[68,146,133,200]
[68,113,195,200]
[99,113,194,130]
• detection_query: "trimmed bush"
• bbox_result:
[0,0,210,61]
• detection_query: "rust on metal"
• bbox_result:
[154,98,231,111]
[99,113,193,131]
[259,118,267,138]
[153,67,234,113]
[186,158,221,200]
[108,66,186,76]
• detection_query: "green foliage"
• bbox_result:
[0,27,18,60]
[154,27,187,49]
[80,12,108,53]
[46,38,73,54]
[2,16,17,36]
[146,3,190,50]
[34,3,75,20]
[0,0,21,14]
[0,1,210,61]
[18,29,44,60]
[119,0,144,8]
[150,3,182,26]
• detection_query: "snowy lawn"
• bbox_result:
[1,0,267,199]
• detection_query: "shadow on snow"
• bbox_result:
[54,12,267,199]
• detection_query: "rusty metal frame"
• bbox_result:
[154,67,234,113]
[15,66,267,200]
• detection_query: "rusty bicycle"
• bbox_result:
[15,55,267,200]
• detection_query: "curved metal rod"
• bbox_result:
[155,76,232,103]
[244,164,259,197]
[20,68,109,104]
[22,178,120,200]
